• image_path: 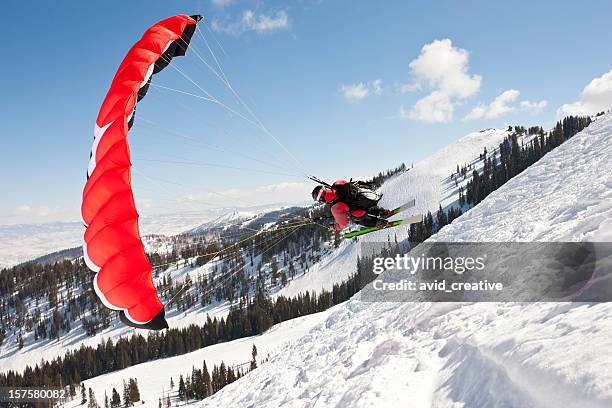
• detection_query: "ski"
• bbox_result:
[385,198,416,218]
[343,214,423,238]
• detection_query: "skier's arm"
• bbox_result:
[330,202,350,230]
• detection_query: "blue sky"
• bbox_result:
[1,0,612,224]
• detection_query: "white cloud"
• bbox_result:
[137,197,154,209]
[187,189,242,202]
[464,90,548,121]
[520,99,548,113]
[558,69,612,116]
[405,91,454,123]
[178,182,310,208]
[12,204,54,217]
[403,39,481,123]
[341,83,370,102]
[340,79,382,103]
[372,79,382,95]
[14,204,32,215]
[0,204,76,224]
[212,10,290,35]
[463,104,486,121]
[256,182,307,193]
[464,89,520,121]
[397,80,421,94]
[247,10,289,33]
[211,0,233,9]
[409,39,481,99]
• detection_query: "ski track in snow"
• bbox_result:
[198,115,612,408]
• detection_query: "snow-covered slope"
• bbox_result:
[198,115,612,407]
[433,121,612,242]
[275,128,511,298]
[62,308,336,408]
[186,203,300,234]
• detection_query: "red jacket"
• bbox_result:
[322,180,366,231]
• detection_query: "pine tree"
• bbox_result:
[81,383,87,405]
[105,392,109,408]
[111,388,121,408]
[88,388,98,408]
[203,360,213,397]
[219,362,228,388]
[185,374,192,400]
[128,378,140,404]
[436,204,448,228]
[227,366,237,384]
[250,344,258,370]
[178,375,186,401]
[122,380,132,407]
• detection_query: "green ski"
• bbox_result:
[343,214,422,238]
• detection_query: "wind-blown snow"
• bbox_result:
[198,115,612,407]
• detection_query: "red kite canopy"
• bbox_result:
[82,14,202,330]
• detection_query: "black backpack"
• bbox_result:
[331,180,382,210]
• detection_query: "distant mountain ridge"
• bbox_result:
[0,203,305,268]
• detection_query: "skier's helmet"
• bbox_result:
[312,185,325,202]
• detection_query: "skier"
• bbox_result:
[311,180,393,231]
